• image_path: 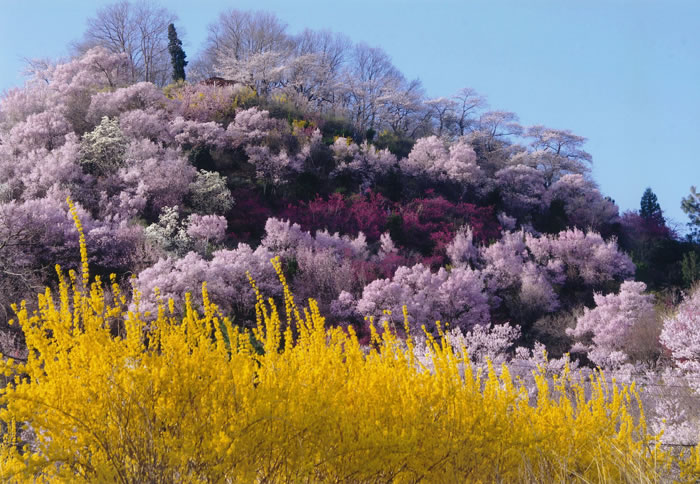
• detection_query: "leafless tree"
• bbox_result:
[75,1,177,86]
[344,43,403,134]
[452,87,487,136]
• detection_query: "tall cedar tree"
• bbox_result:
[640,187,664,225]
[168,23,187,82]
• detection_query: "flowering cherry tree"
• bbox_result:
[660,287,700,389]
[569,281,657,367]
[354,263,489,333]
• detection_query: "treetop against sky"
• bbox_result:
[1,0,698,227]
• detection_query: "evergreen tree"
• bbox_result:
[682,185,700,241]
[640,187,664,225]
[168,23,187,82]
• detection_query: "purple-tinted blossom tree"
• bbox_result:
[0,133,86,201]
[544,174,619,230]
[290,247,358,315]
[118,108,174,144]
[494,165,546,218]
[518,261,560,314]
[260,217,369,261]
[0,82,52,132]
[4,109,73,154]
[118,139,195,217]
[134,244,281,321]
[479,230,529,292]
[400,136,447,179]
[87,82,168,125]
[186,213,227,254]
[169,116,228,149]
[260,217,315,257]
[400,136,482,188]
[377,232,398,260]
[33,48,130,132]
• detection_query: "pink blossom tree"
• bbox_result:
[660,287,700,386]
[330,137,397,189]
[354,263,489,334]
[525,228,635,286]
[569,281,657,367]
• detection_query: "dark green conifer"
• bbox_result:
[168,23,187,82]
[640,187,664,225]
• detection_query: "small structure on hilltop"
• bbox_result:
[201,76,236,87]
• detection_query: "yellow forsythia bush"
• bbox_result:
[0,200,693,483]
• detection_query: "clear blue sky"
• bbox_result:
[1,0,698,229]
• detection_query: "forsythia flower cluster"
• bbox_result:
[0,200,696,482]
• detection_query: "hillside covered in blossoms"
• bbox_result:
[1,3,700,481]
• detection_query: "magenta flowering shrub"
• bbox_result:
[283,192,500,262]
[283,191,391,242]
[225,188,276,242]
[620,210,674,242]
[398,195,501,250]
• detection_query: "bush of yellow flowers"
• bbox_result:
[0,199,697,483]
